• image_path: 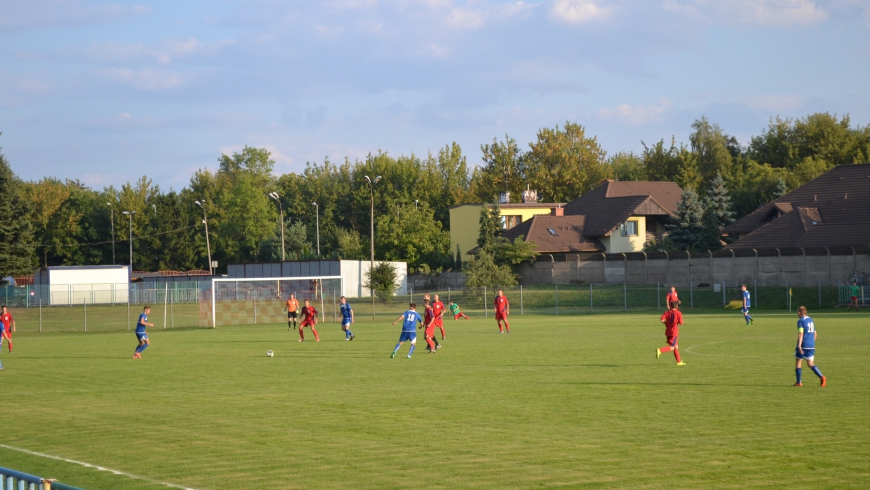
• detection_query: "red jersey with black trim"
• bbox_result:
[666,291,678,306]
[660,309,683,337]
[0,313,11,330]
[494,295,509,313]
[301,306,318,322]
[432,301,445,325]
[424,306,434,326]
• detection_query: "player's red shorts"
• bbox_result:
[424,326,436,338]
[665,334,678,346]
[495,312,507,321]
[301,319,316,328]
[454,314,461,320]
[852,296,858,301]
[434,317,444,327]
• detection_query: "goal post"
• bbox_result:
[210,276,344,328]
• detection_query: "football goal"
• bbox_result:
[208,276,344,328]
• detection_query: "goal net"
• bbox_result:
[208,276,344,328]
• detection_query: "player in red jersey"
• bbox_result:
[665,286,678,309]
[657,300,685,365]
[432,294,446,340]
[0,305,14,353]
[298,300,320,342]
[421,299,439,352]
[494,289,510,333]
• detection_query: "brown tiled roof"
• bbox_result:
[725,164,870,250]
[563,180,682,237]
[500,215,605,253]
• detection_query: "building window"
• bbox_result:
[505,215,522,230]
[547,228,558,236]
[621,220,638,237]
[646,217,656,234]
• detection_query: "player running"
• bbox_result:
[666,286,678,307]
[741,284,753,325]
[494,289,510,333]
[340,296,355,341]
[422,299,440,352]
[391,303,423,358]
[848,282,860,311]
[794,306,826,387]
[449,301,470,320]
[298,300,320,342]
[432,294,446,340]
[656,300,686,366]
[133,306,154,359]
[0,306,15,353]
[286,294,300,330]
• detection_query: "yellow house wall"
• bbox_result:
[604,216,647,253]
[449,205,556,262]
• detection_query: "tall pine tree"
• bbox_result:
[700,173,734,250]
[476,201,502,250]
[0,144,34,279]
[667,188,705,251]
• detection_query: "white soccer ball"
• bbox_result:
[266,350,274,357]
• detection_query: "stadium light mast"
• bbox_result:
[269,192,285,261]
[312,201,320,258]
[364,175,382,320]
[414,199,419,211]
[107,202,116,265]
[121,210,135,272]
[195,201,213,275]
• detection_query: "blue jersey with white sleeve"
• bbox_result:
[797,316,815,349]
[401,310,423,332]
[742,290,751,307]
[136,313,148,334]
[340,303,353,324]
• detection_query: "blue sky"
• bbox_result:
[2,0,869,189]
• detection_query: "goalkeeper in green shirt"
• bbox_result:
[449,301,470,320]
[848,282,861,311]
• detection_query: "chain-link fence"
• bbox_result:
[2,281,855,334]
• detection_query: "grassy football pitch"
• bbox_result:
[0,310,868,489]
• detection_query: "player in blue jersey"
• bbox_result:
[741,284,753,325]
[390,303,423,358]
[339,296,355,341]
[794,306,826,387]
[133,306,154,359]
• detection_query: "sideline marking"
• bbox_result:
[0,444,197,490]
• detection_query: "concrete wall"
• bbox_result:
[518,250,870,288]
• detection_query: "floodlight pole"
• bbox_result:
[365,175,382,320]
[312,202,320,258]
[195,201,213,275]
[108,202,116,265]
[269,192,285,261]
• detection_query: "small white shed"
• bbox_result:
[34,266,130,305]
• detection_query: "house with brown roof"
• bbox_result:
[724,164,870,250]
[500,180,683,256]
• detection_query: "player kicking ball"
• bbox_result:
[794,306,826,387]
[657,300,686,366]
[339,296,355,341]
[391,302,423,358]
[298,300,320,342]
[133,306,154,359]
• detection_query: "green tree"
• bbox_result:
[667,188,705,251]
[690,117,735,181]
[477,202,502,250]
[642,138,700,189]
[472,135,525,202]
[375,200,450,272]
[609,152,646,181]
[492,236,538,266]
[0,145,34,277]
[700,173,734,251]
[364,262,399,303]
[523,122,609,202]
[463,249,518,288]
[335,227,364,260]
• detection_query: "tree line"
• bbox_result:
[0,112,867,279]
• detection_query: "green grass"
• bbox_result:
[1,310,869,489]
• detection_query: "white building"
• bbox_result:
[34,266,130,305]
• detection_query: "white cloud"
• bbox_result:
[446,8,486,28]
[663,0,828,26]
[550,0,611,23]
[100,68,186,90]
[597,98,673,126]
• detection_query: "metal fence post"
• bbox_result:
[39,298,42,333]
[754,279,758,309]
[786,280,790,312]
[520,285,523,315]
[722,281,726,306]
[590,283,593,314]
[83,298,87,332]
[484,286,488,318]
[254,298,257,324]
[818,279,821,308]
[555,284,559,315]
[127,293,131,331]
[448,287,451,303]
[623,282,627,311]
[657,282,660,310]
[170,289,174,328]
[690,281,693,309]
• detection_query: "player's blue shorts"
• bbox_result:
[399,331,416,343]
[342,319,352,328]
[742,306,750,314]
[136,332,149,341]
[795,347,814,360]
